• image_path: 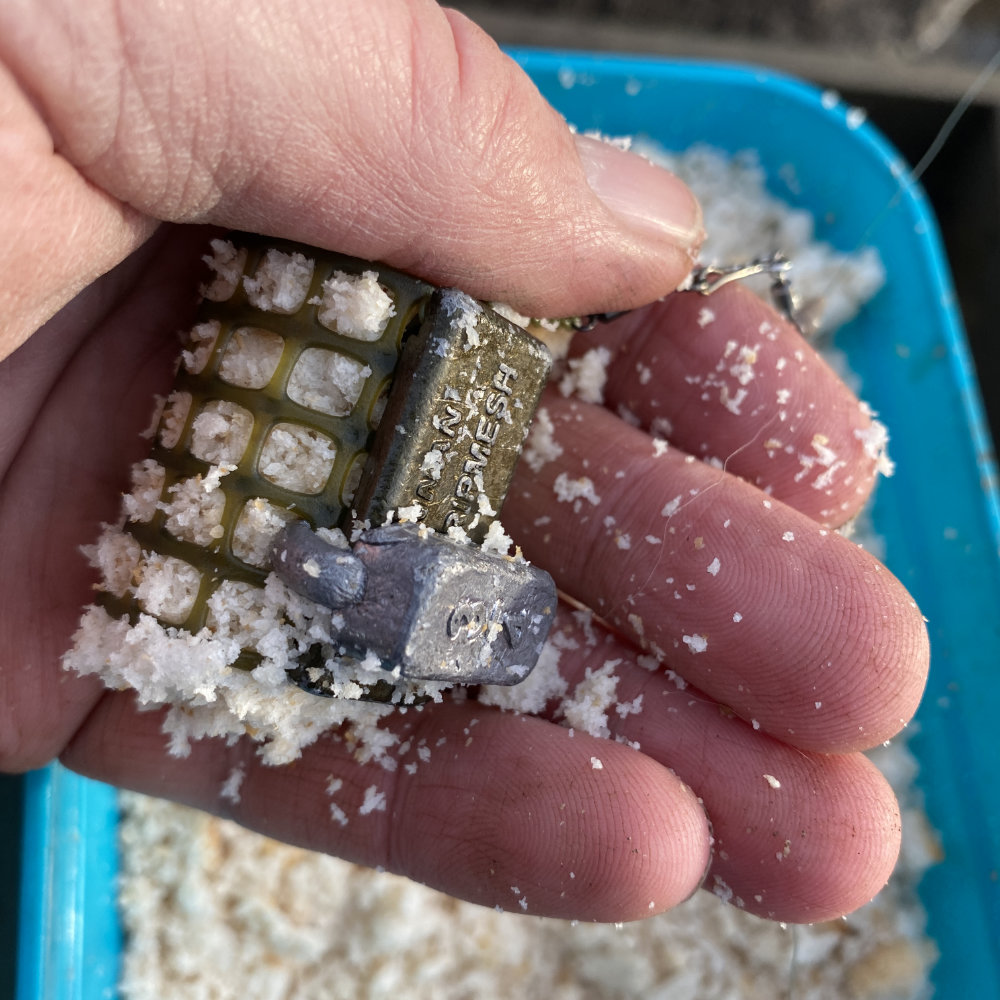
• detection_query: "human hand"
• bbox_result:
[0,0,927,924]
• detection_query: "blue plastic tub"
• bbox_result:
[19,52,1000,999]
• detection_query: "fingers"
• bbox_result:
[504,286,928,754]
[0,0,702,331]
[61,692,712,922]
[506,395,929,753]
[530,612,903,923]
[568,284,888,525]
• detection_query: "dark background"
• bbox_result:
[5,2,1000,996]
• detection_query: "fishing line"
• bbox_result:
[807,42,1000,315]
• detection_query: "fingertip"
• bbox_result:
[707,754,902,923]
[389,708,712,921]
[563,748,714,921]
[786,546,930,755]
[801,756,904,923]
[868,571,931,744]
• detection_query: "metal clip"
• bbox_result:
[569,252,803,333]
[687,251,802,332]
[570,310,631,332]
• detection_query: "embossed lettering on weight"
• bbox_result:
[446,597,520,647]
[425,360,519,531]
[414,437,454,504]
[327,287,550,550]
[436,403,462,437]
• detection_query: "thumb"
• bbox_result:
[1,0,702,323]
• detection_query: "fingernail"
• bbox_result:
[574,133,703,248]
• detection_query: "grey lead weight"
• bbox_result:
[271,520,368,609]
[270,521,557,686]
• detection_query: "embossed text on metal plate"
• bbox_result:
[351,290,552,542]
